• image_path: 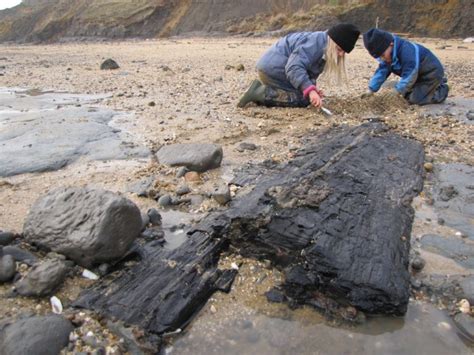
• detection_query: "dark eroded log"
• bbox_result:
[74,216,232,335]
[75,123,424,338]
[226,122,424,315]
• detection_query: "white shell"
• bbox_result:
[459,299,471,314]
[231,262,239,270]
[50,296,63,314]
[82,269,99,280]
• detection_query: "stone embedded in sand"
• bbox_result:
[156,143,223,172]
[211,183,231,205]
[14,259,68,297]
[0,254,16,283]
[0,315,73,355]
[0,231,15,246]
[100,58,120,70]
[23,187,142,268]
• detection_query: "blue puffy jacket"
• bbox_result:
[256,31,328,92]
[368,36,444,95]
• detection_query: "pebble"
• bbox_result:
[0,254,16,282]
[176,185,191,196]
[236,142,257,152]
[411,256,426,272]
[424,162,433,172]
[147,208,162,226]
[82,269,99,280]
[100,59,119,70]
[0,231,15,246]
[212,184,231,205]
[466,110,474,121]
[98,263,111,276]
[158,194,172,207]
[210,305,217,314]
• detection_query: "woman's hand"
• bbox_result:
[309,90,322,108]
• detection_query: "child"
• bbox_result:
[237,23,360,108]
[363,28,449,105]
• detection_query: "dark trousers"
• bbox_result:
[258,71,310,108]
[406,57,449,105]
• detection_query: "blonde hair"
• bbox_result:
[323,37,347,85]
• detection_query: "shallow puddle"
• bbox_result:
[170,301,471,355]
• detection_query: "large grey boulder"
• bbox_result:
[14,259,68,297]
[0,315,73,355]
[23,187,142,268]
[156,143,223,172]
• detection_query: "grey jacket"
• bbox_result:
[256,31,328,92]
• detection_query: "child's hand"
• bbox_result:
[309,90,322,108]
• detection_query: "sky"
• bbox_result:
[0,0,22,10]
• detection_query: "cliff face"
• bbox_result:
[0,0,472,42]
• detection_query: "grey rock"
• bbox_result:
[0,255,16,283]
[0,232,15,246]
[467,110,474,121]
[158,194,172,207]
[453,313,474,342]
[15,259,68,297]
[141,228,165,242]
[411,256,426,272]
[157,144,223,172]
[0,315,73,355]
[23,187,142,268]
[100,59,119,70]
[176,185,191,196]
[2,246,37,265]
[147,208,162,226]
[212,184,231,205]
[98,263,111,276]
[236,142,257,152]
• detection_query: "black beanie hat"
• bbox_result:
[363,28,394,58]
[327,23,360,53]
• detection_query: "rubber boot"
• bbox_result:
[237,80,266,107]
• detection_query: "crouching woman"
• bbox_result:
[363,28,449,105]
[237,23,360,108]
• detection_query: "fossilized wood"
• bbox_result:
[226,123,424,315]
[75,122,424,339]
[74,216,232,335]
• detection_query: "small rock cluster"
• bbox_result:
[0,187,149,353]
